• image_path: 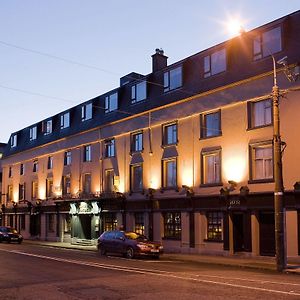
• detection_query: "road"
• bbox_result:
[0,243,300,299]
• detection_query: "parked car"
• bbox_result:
[97,230,163,259]
[0,226,23,244]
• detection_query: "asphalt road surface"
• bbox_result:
[0,243,300,299]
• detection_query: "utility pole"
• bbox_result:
[272,57,286,272]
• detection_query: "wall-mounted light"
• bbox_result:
[181,185,194,196]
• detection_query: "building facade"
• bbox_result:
[1,11,300,257]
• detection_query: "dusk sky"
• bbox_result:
[0,1,299,143]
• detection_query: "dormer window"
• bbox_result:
[61,112,70,129]
[81,103,92,121]
[253,26,282,61]
[204,48,226,78]
[105,92,118,113]
[164,66,182,92]
[10,134,17,148]
[131,81,147,103]
[29,126,37,141]
[43,119,52,135]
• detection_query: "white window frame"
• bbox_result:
[81,103,92,121]
[105,92,118,113]
[29,126,37,141]
[60,112,70,129]
[10,134,17,148]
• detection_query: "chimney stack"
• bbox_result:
[152,48,168,72]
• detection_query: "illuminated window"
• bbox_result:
[46,178,53,198]
[130,164,143,192]
[134,213,144,235]
[207,212,223,241]
[7,185,13,201]
[201,148,221,185]
[64,151,72,166]
[62,175,71,196]
[163,123,177,146]
[131,132,143,153]
[131,81,147,103]
[105,169,114,192]
[104,139,115,158]
[163,212,181,240]
[60,112,70,129]
[248,99,272,128]
[81,103,92,121]
[164,66,182,92]
[103,213,117,231]
[250,142,273,181]
[29,126,37,141]
[32,181,38,200]
[162,158,177,188]
[84,145,92,162]
[105,92,118,113]
[200,110,221,138]
[19,183,26,201]
[204,48,226,78]
[83,173,92,194]
[253,26,282,60]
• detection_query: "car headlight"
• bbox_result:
[159,246,163,250]
[137,243,150,251]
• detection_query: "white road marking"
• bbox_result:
[1,248,300,297]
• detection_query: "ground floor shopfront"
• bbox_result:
[1,191,300,257]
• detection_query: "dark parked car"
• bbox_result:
[0,226,23,244]
[97,230,163,259]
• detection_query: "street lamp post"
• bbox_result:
[271,56,286,272]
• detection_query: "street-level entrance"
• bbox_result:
[232,212,252,253]
[259,212,275,256]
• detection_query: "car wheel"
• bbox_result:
[125,247,134,259]
[100,246,106,256]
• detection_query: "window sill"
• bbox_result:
[247,123,272,131]
[163,86,183,95]
[204,239,223,243]
[200,182,223,188]
[161,143,178,148]
[248,178,274,184]
[200,134,222,140]
[162,237,181,241]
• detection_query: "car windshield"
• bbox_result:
[0,227,17,233]
[125,232,148,241]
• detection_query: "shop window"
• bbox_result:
[207,212,223,241]
[103,213,117,231]
[163,212,181,240]
[134,213,144,235]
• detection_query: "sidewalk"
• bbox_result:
[23,240,300,274]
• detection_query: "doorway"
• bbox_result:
[259,212,275,256]
[232,212,252,253]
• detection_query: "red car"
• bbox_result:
[97,230,163,259]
